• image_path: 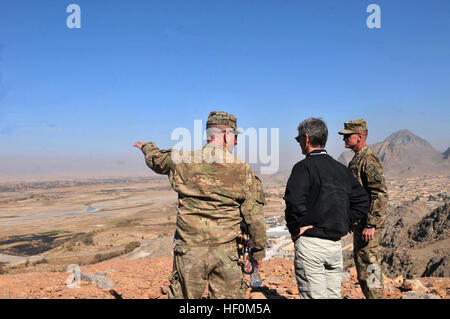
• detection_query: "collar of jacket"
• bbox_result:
[307,149,327,156]
[355,145,369,156]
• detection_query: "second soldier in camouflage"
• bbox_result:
[339,119,389,299]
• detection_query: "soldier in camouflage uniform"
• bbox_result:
[339,119,389,299]
[134,111,267,299]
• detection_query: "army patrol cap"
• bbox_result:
[206,111,242,134]
[338,119,368,135]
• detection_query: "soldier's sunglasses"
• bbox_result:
[224,129,239,138]
[343,133,358,139]
[295,135,303,143]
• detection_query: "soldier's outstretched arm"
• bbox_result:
[364,158,389,228]
[240,167,267,262]
[133,141,173,175]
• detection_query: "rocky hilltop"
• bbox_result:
[0,255,448,299]
[338,129,449,177]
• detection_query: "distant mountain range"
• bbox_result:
[338,129,450,177]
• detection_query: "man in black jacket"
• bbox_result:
[284,118,370,299]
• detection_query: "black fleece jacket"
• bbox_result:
[284,150,370,241]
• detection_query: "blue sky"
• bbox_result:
[0,1,449,177]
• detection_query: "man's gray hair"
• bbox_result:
[297,118,328,148]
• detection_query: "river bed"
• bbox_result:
[0,206,96,225]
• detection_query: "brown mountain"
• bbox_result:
[338,129,449,177]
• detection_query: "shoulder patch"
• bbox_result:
[374,173,382,182]
[367,163,383,183]
[366,163,377,176]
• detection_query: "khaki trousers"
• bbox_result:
[294,236,343,299]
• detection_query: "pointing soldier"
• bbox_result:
[339,119,389,299]
[134,111,267,299]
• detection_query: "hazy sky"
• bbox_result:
[0,1,449,179]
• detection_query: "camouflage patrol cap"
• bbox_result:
[206,111,242,134]
[338,119,368,135]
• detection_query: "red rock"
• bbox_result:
[249,292,267,299]
[400,279,427,292]
[286,286,297,295]
[393,275,404,285]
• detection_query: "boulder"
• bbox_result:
[400,279,427,292]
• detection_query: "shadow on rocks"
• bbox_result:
[250,285,288,299]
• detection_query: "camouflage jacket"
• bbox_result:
[348,146,389,228]
[141,142,267,260]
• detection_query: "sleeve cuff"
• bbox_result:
[141,142,153,155]
[289,227,300,239]
[366,216,379,228]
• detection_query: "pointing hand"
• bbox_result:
[133,141,145,150]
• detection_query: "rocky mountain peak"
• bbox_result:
[382,129,434,149]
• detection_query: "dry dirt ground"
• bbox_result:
[0,256,448,299]
[0,177,285,274]
[0,178,177,273]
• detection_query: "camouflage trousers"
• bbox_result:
[353,224,385,299]
[167,241,249,299]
